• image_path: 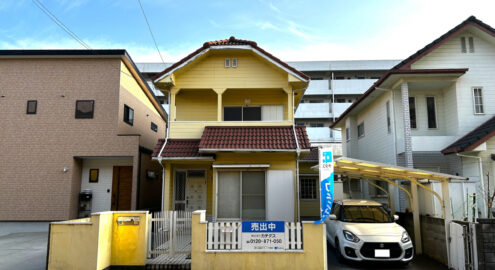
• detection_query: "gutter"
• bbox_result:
[291,87,302,222]
[155,87,171,212]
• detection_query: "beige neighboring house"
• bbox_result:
[0,50,167,221]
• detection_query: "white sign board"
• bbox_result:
[242,221,285,251]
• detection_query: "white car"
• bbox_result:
[325,200,414,263]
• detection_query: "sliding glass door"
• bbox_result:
[217,171,266,220]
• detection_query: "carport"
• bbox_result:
[312,157,467,265]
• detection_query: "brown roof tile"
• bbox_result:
[152,36,309,82]
[154,139,202,158]
[301,147,319,161]
[151,138,165,157]
[199,126,310,150]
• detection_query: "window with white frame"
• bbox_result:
[300,177,318,200]
[426,96,437,129]
[232,58,238,68]
[386,101,391,133]
[409,97,417,129]
[468,37,475,53]
[472,87,484,114]
[345,127,350,141]
[224,58,230,68]
[357,122,365,138]
[217,171,266,220]
[224,105,283,121]
[461,37,467,53]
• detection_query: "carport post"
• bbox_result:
[410,181,422,254]
[442,179,452,267]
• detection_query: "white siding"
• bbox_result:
[355,91,396,164]
[80,158,133,213]
[412,29,495,135]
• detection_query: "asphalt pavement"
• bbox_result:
[0,223,48,270]
[326,242,448,270]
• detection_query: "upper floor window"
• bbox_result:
[224,58,230,68]
[224,105,283,121]
[357,122,365,138]
[231,58,238,68]
[472,87,484,114]
[386,101,391,133]
[75,100,94,119]
[461,37,475,53]
[310,123,324,127]
[409,97,417,129]
[26,100,37,114]
[151,122,158,132]
[345,127,350,141]
[124,104,134,125]
[426,97,437,129]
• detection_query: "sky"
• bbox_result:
[1,0,495,63]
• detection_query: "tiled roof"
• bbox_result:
[301,148,319,161]
[442,116,495,154]
[199,126,311,150]
[152,36,309,82]
[153,139,202,158]
[151,139,165,157]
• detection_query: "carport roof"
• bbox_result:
[312,157,467,181]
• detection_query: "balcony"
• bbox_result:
[305,80,330,95]
[332,79,376,95]
[332,103,352,117]
[295,103,332,118]
[306,127,342,142]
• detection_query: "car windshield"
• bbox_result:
[341,205,393,223]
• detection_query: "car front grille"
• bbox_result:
[360,242,402,259]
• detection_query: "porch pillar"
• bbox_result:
[215,88,226,121]
[401,81,413,168]
[401,81,421,253]
[388,182,396,214]
[410,179,422,254]
[442,180,452,267]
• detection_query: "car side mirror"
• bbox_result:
[329,214,337,220]
[394,215,399,221]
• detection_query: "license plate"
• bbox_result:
[375,249,390,258]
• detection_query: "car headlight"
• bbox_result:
[343,230,360,243]
[401,231,410,243]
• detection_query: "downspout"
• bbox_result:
[457,153,485,218]
[292,89,301,222]
[157,88,171,212]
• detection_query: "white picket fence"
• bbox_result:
[148,210,192,259]
[206,221,303,251]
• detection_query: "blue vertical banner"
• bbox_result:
[314,148,334,224]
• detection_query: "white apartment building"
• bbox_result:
[137,60,399,145]
[332,16,495,218]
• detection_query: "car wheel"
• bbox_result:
[335,238,344,263]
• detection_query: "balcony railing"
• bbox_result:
[305,80,330,95]
[331,79,376,95]
[295,103,332,118]
[306,127,342,142]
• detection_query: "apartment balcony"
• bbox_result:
[332,79,376,95]
[332,103,352,117]
[306,127,342,142]
[295,103,332,118]
[305,80,330,95]
[295,102,352,119]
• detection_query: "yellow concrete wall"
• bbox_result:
[48,219,99,270]
[111,212,148,266]
[191,211,327,270]
[47,212,149,270]
[175,89,217,121]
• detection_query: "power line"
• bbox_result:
[32,0,91,49]
[137,0,165,64]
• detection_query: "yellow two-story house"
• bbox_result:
[151,37,311,221]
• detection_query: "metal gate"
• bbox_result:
[449,221,477,270]
[148,210,192,259]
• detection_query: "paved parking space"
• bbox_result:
[327,244,447,270]
[0,223,48,270]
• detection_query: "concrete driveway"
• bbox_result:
[0,222,49,270]
[326,244,447,270]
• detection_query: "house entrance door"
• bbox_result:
[185,177,206,212]
[111,166,133,210]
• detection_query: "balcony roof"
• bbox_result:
[442,115,495,154]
